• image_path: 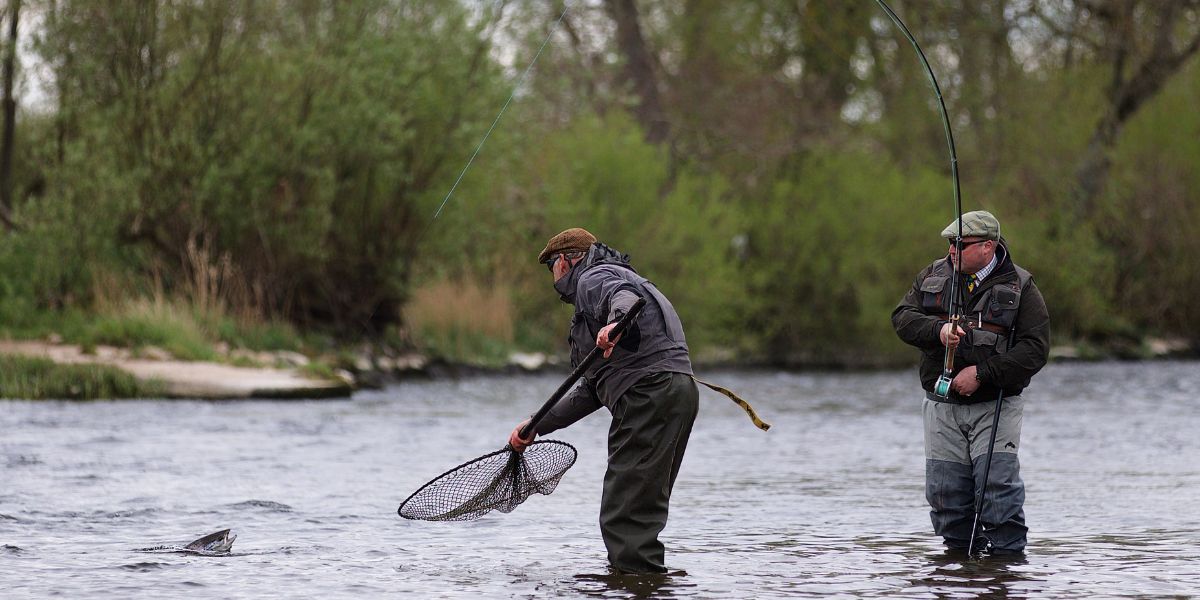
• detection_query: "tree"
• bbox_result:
[1055,0,1200,215]
[26,0,506,334]
[0,0,20,231]
[603,0,669,144]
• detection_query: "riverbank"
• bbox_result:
[1,335,1195,400]
[0,340,349,399]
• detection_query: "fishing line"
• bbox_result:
[429,2,570,223]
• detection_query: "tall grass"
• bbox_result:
[7,293,311,363]
[72,241,309,355]
[0,355,164,399]
[404,278,516,365]
[79,299,219,361]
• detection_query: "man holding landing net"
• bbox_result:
[509,227,698,575]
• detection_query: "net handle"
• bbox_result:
[520,297,646,439]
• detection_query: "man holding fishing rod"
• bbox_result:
[508,227,699,575]
[892,210,1050,557]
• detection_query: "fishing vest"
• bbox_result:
[917,258,1033,364]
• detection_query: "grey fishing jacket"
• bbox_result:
[534,243,693,435]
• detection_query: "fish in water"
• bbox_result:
[185,529,236,553]
[137,529,236,555]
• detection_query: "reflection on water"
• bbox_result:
[1,361,1198,598]
[569,570,696,599]
[907,550,1036,599]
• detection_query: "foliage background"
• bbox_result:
[1,0,1197,366]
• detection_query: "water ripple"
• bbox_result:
[118,561,170,572]
[0,362,1196,598]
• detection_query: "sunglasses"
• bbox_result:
[950,239,991,249]
[546,251,585,272]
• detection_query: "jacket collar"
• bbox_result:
[553,243,635,304]
[936,241,1016,290]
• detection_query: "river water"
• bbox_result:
[2,361,1198,598]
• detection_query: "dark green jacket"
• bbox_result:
[891,243,1050,404]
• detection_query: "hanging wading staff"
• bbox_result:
[967,322,1016,555]
[869,0,965,398]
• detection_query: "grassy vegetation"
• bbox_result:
[0,298,349,400]
[77,300,219,361]
[0,355,165,399]
[403,278,519,367]
[1,297,321,360]
[0,294,352,398]
[1,2,1197,375]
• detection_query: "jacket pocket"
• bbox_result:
[569,313,591,366]
[985,285,1021,329]
[920,276,949,312]
[960,328,1005,366]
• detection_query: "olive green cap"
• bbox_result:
[941,210,1000,240]
[537,227,597,263]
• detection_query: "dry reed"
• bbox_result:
[404,277,515,358]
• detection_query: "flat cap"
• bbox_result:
[941,210,1000,240]
[537,227,597,263]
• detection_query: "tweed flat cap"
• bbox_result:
[941,210,1000,240]
[537,227,597,263]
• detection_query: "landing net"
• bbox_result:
[398,440,577,521]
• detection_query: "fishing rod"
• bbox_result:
[875,0,1016,559]
[870,0,964,399]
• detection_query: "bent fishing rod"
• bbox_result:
[876,0,1015,558]
[871,0,964,399]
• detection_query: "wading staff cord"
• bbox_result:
[871,0,965,398]
[692,377,771,431]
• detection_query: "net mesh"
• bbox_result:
[398,440,578,521]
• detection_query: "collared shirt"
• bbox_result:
[973,254,999,284]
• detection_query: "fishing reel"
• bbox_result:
[934,372,953,398]
[935,314,961,399]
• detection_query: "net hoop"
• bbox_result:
[397,439,577,521]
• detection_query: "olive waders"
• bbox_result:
[600,372,698,573]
